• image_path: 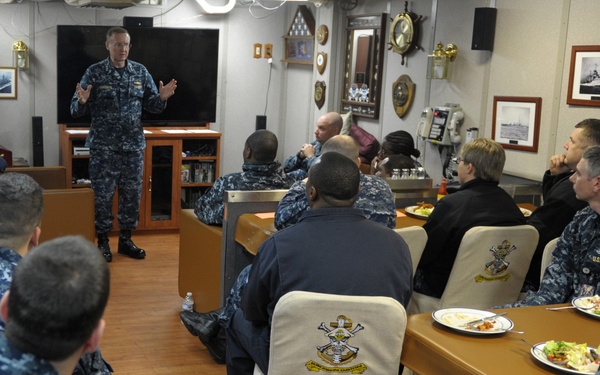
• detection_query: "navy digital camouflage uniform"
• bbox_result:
[275,173,397,230]
[502,205,600,308]
[0,333,58,375]
[195,161,294,225]
[213,175,396,327]
[0,247,19,300]
[0,247,112,374]
[283,141,322,181]
[70,58,167,234]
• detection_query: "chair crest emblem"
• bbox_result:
[305,314,368,373]
[475,239,516,282]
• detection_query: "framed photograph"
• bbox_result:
[0,67,17,99]
[492,96,541,153]
[282,36,314,65]
[567,45,600,107]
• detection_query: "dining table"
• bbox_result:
[234,203,538,256]
[401,303,600,375]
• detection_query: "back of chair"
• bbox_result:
[221,189,289,304]
[540,237,559,284]
[395,226,427,275]
[439,225,539,309]
[265,291,407,375]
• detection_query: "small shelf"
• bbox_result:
[181,183,214,188]
[183,156,218,161]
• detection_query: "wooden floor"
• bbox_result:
[100,232,226,375]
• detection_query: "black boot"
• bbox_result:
[97,233,112,262]
[202,325,226,365]
[179,308,223,342]
[118,230,146,259]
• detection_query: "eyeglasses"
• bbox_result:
[110,42,132,49]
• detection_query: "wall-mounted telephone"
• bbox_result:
[425,104,464,146]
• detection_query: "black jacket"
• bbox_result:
[415,179,526,298]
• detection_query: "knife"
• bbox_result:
[463,312,507,327]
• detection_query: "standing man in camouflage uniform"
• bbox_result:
[283,112,343,180]
[0,173,112,374]
[503,146,600,307]
[194,129,294,225]
[71,26,177,262]
[276,134,397,230]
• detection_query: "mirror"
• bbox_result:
[341,14,387,119]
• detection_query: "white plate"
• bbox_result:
[572,296,600,319]
[531,342,599,374]
[405,205,432,219]
[520,207,532,217]
[432,308,514,335]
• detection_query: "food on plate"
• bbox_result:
[576,295,600,315]
[441,312,479,327]
[414,201,434,217]
[440,312,497,331]
[468,320,495,331]
[542,340,600,372]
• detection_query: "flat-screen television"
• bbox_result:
[57,25,219,127]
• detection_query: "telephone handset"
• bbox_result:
[447,111,465,144]
[426,104,464,146]
[417,107,433,139]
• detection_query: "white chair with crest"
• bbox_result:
[408,225,539,314]
[253,290,408,375]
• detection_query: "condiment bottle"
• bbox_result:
[437,178,447,201]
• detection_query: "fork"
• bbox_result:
[503,329,525,334]
[546,305,594,311]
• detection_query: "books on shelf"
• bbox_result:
[182,161,215,184]
[181,164,191,183]
[181,188,203,209]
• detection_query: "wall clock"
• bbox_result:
[388,1,423,65]
[392,74,415,118]
[316,24,329,45]
[316,52,327,74]
[314,81,326,109]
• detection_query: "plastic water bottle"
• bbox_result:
[182,292,194,312]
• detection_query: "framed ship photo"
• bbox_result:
[567,45,600,107]
[492,96,541,153]
[0,67,17,99]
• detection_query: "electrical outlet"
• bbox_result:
[264,44,273,59]
[253,43,262,59]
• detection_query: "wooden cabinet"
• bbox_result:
[59,125,221,230]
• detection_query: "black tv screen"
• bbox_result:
[57,25,219,126]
